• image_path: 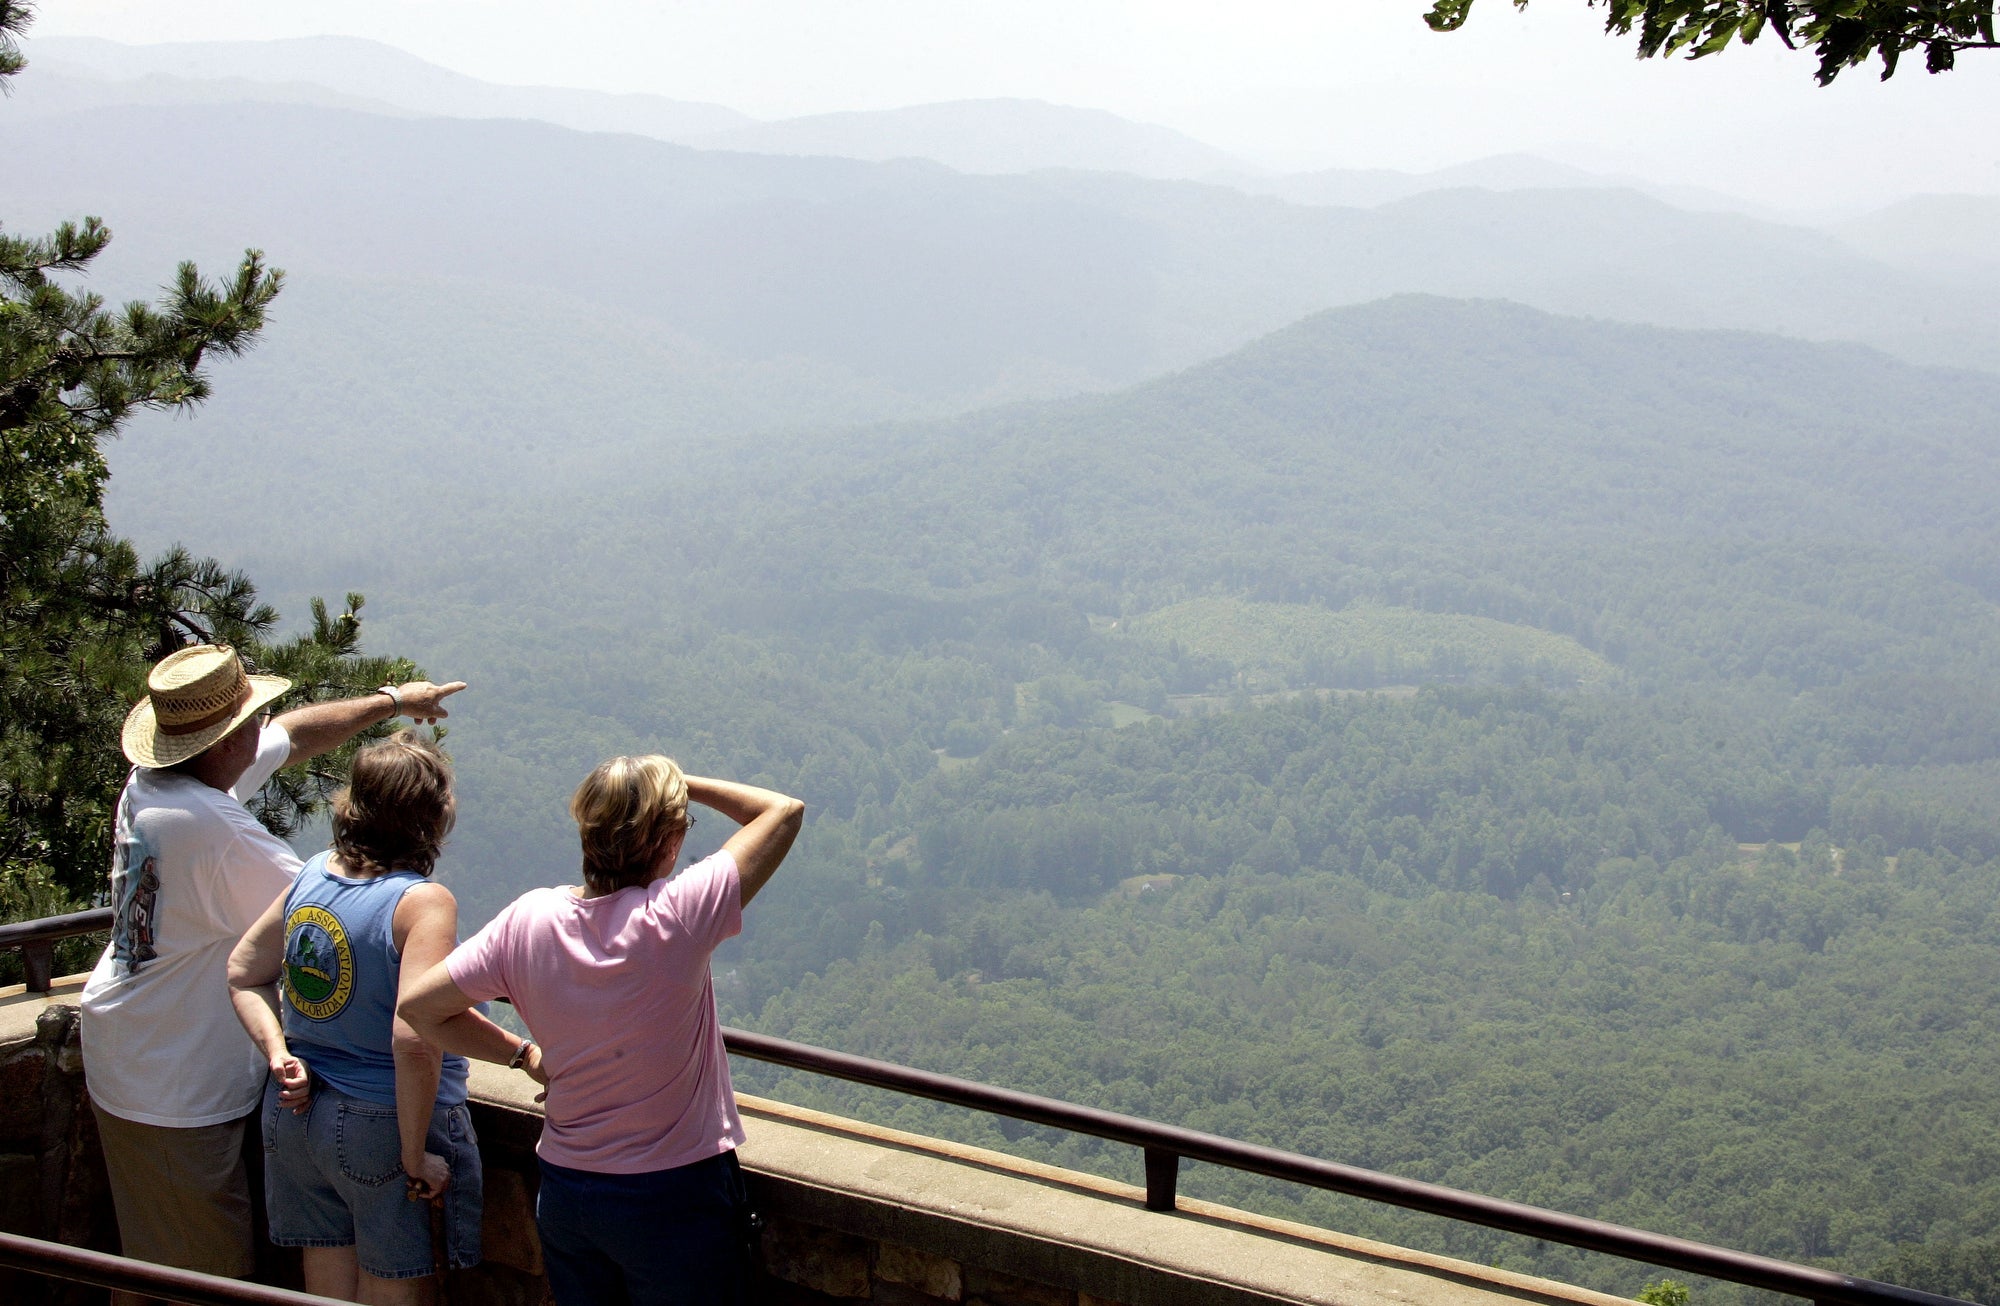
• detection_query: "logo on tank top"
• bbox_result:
[283,905,354,1022]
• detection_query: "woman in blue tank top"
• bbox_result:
[229,730,513,1304]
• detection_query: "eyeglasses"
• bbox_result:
[682,817,697,833]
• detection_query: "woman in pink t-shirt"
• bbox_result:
[400,756,804,1306]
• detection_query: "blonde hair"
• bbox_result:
[571,754,690,893]
[330,730,455,877]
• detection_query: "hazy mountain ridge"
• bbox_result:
[28,34,751,138]
[19,33,1774,212]
[28,35,1240,178]
[686,296,2000,628]
[10,94,1997,451]
[6,62,422,120]
[1226,151,1773,219]
[685,97,1246,179]
[31,30,1992,284]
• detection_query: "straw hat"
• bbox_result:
[121,644,292,769]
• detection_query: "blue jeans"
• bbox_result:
[535,1150,748,1306]
[263,1080,483,1279]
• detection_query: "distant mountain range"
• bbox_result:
[690,98,1244,180]
[24,35,1236,179]
[1228,153,1770,219]
[12,30,2000,606]
[27,32,1998,254]
[9,93,1998,419]
[686,293,2000,617]
[22,35,753,139]
[19,34,1758,205]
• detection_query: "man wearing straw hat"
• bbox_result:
[79,643,465,1293]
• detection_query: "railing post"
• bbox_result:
[1143,1146,1178,1212]
[21,940,53,995]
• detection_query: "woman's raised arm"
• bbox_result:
[685,776,805,907]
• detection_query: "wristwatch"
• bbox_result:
[508,1039,536,1070]
[376,684,404,716]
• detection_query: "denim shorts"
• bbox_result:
[262,1079,483,1279]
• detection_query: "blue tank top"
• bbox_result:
[280,852,469,1107]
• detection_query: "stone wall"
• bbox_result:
[0,1004,115,1306]
[757,1221,1088,1306]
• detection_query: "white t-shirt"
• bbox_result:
[81,724,302,1127]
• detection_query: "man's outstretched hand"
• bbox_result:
[392,681,467,725]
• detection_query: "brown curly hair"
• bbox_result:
[329,730,455,877]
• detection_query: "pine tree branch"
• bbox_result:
[0,1,32,91]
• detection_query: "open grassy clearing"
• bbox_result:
[1124,597,1613,691]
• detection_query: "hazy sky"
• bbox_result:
[31,1,2000,211]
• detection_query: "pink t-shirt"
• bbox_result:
[446,850,745,1173]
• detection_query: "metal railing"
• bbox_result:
[1,915,1977,1306]
[0,906,110,992]
[721,1028,1970,1306]
[0,1230,340,1305]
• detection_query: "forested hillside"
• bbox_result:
[95,285,2000,1300]
[691,303,2000,1301]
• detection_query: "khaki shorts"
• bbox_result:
[92,1103,255,1278]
